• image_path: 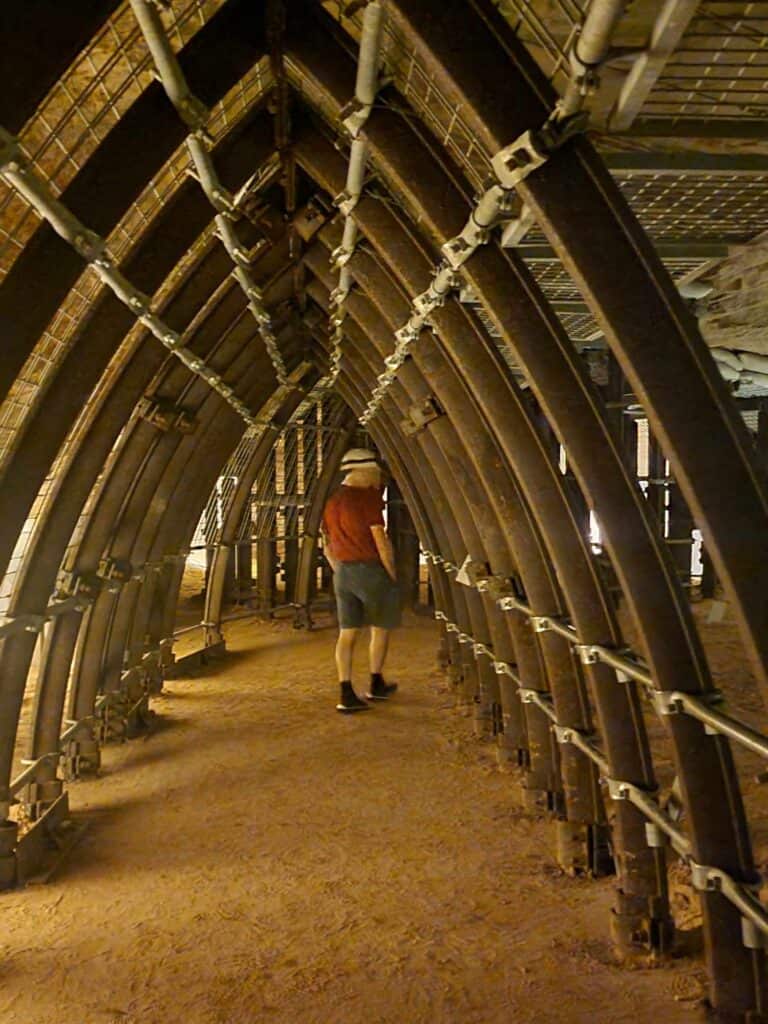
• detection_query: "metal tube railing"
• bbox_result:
[0,124,290,429]
[358,110,585,424]
[327,2,385,383]
[425,547,768,761]
[128,0,290,384]
[431,585,768,941]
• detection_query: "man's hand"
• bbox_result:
[320,530,338,573]
[371,525,397,582]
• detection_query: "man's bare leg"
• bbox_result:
[369,626,390,675]
[367,626,398,700]
[335,628,370,713]
[336,627,359,682]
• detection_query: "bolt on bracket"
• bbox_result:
[575,644,599,665]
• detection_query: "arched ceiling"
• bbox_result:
[2,2,768,1020]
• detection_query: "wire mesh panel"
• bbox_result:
[640,1,768,121]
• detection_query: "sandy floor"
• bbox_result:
[1,612,708,1024]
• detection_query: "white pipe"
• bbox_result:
[330,2,385,382]
[345,138,369,199]
[129,0,207,127]
[710,347,743,372]
[743,369,768,389]
[356,3,384,106]
[713,362,741,383]
[738,351,768,376]
[573,0,627,69]
[559,0,627,118]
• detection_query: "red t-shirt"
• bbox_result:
[322,485,384,563]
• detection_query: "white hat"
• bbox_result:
[340,448,380,472]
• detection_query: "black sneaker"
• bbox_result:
[336,683,370,713]
[366,679,398,701]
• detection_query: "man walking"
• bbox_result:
[321,448,400,713]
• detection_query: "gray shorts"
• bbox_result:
[335,561,401,630]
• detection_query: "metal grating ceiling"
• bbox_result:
[641,1,768,120]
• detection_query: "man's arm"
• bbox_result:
[320,528,339,573]
[371,525,396,581]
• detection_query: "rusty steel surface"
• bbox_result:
[2,1,768,1019]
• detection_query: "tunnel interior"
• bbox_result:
[3,1,768,1021]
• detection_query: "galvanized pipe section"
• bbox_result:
[328,1,384,380]
[427,603,768,946]
[0,127,270,429]
[558,0,627,119]
[128,0,290,384]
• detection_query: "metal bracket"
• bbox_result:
[742,916,766,951]
[401,396,445,436]
[137,395,199,436]
[650,689,684,717]
[606,777,631,801]
[519,688,546,706]
[530,616,551,634]
[497,595,518,612]
[0,613,47,639]
[575,643,599,665]
[492,660,516,678]
[55,570,102,603]
[441,234,475,271]
[689,860,723,893]
[553,723,574,744]
[340,96,373,138]
[492,112,588,190]
[98,557,133,584]
[644,822,666,849]
[491,129,549,189]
